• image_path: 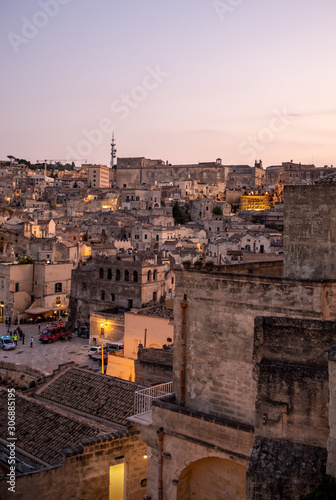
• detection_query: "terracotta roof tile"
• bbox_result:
[37,367,145,426]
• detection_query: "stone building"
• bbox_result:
[87,164,110,188]
[226,162,265,190]
[116,157,230,188]
[0,366,148,499]
[129,180,336,499]
[265,161,336,188]
[70,251,170,324]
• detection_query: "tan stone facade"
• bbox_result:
[0,432,147,500]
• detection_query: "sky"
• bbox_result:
[1,0,336,167]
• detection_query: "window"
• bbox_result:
[134,235,139,240]
[82,283,87,291]
[153,269,157,281]
[147,270,152,281]
[156,235,159,241]
[107,268,112,280]
[128,299,133,309]
[101,290,105,301]
[102,229,106,236]
[99,268,104,279]
[133,271,138,282]
[153,291,157,302]
[15,283,19,292]
[116,269,121,281]
[55,283,62,293]
[144,234,147,239]
[124,270,129,281]
[100,327,104,337]
[56,296,61,304]
[111,293,115,301]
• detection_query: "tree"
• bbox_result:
[212,206,223,215]
[172,202,184,224]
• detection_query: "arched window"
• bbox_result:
[133,271,138,282]
[107,268,112,280]
[125,270,129,281]
[147,270,152,281]
[116,269,121,281]
[136,196,140,201]
[153,269,157,281]
[99,268,104,279]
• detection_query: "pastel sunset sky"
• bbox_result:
[1,0,336,167]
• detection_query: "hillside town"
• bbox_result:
[0,145,336,499]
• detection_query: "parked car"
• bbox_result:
[39,324,75,343]
[106,343,124,352]
[88,346,101,358]
[91,350,109,364]
[0,336,16,350]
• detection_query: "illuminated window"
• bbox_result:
[56,296,61,304]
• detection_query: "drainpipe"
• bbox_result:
[180,295,188,406]
[157,428,164,500]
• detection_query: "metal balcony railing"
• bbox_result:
[133,381,173,422]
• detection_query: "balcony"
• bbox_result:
[129,381,174,425]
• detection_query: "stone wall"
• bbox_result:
[140,401,254,500]
[246,316,336,499]
[218,260,283,276]
[283,184,336,279]
[135,347,173,385]
[0,432,147,500]
[0,361,45,389]
[173,270,336,426]
[326,346,336,477]
[89,311,124,344]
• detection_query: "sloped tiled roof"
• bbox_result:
[0,390,100,466]
[37,367,145,426]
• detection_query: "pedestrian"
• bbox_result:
[8,316,11,327]
[18,327,22,340]
[13,333,17,345]
[38,324,41,334]
[30,336,33,348]
[22,332,25,345]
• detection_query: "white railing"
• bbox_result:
[134,381,173,422]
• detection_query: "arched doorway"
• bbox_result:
[177,457,246,500]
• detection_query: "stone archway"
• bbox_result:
[177,457,247,500]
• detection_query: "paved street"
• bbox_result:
[0,322,102,375]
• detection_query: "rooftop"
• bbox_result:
[36,367,145,426]
[0,389,100,467]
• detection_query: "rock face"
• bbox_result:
[246,316,336,500]
[246,437,327,500]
